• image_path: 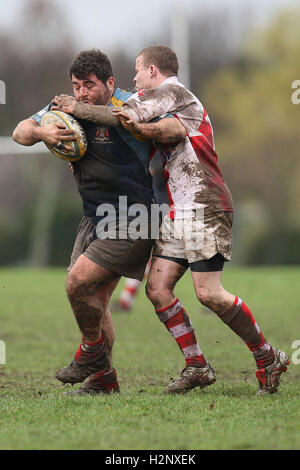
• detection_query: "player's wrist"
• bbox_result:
[133,122,143,134]
[31,124,44,143]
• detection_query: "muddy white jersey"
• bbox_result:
[125,77,233,218]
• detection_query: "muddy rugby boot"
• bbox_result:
[256,348,289,395]
[110,299,132,312]
[164,363,216,394]
[56,339,110,385]
[63,368,120,396]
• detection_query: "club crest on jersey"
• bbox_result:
[93,127,113,144]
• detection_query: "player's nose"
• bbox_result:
[79,87,88,98]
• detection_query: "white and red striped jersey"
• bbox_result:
[125,77,233,218]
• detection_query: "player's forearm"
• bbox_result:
[135,118,186,144]
[72,102,140,126]
[72,102,120,126]
[13,119,43,146]
[66,101,186,143]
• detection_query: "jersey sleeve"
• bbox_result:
[29,103,52,124]
[124,85,177,122]
[124,83,202,133]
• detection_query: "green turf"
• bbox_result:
[0,266,299,450]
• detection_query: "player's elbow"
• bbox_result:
[12,120,35,146]
[175,125,187,142]
[12,124,21,143]
[164,121,186,143]
[13,121,27,144]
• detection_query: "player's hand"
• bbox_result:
[52,94,77,114]
[39,122,76,152]
[112,109,142,135]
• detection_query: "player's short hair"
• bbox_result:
[138,45,179,77]
[69,49,114,84]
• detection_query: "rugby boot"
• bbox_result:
[110,299,132,313]
[56,339,110,385]
[256,348,289,395]
[63,368,120,396]
[164,363,216,394]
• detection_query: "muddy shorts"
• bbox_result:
[68,216,154,281]
[153,211,233,264]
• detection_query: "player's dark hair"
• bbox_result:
[138,45,179,77]
[69,49,114,84]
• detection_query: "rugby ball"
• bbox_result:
[40,110,87,162]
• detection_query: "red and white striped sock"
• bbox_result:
[119,262,150,309]
[74,336,106,365]
[120,278,144,309]
[218,297,275,369]
[119,279,142,309]
[156,298,207,368]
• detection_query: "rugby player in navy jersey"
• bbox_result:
[54,46,290,396]
[13,49,186,395]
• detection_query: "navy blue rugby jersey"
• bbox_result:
[30,88,155,224]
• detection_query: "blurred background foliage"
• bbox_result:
[0,0,299,266]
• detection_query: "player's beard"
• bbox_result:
[94,85,113,106]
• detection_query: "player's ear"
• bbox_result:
[150,65,155,77]
[107,76,115,94]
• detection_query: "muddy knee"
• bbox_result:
[145,279,173,305]
[66,272,99,302]
[195,288,216,309]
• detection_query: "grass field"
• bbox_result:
[0,266,299,450]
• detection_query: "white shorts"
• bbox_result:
[153,211,233,263]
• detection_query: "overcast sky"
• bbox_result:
[0,0,299,53]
